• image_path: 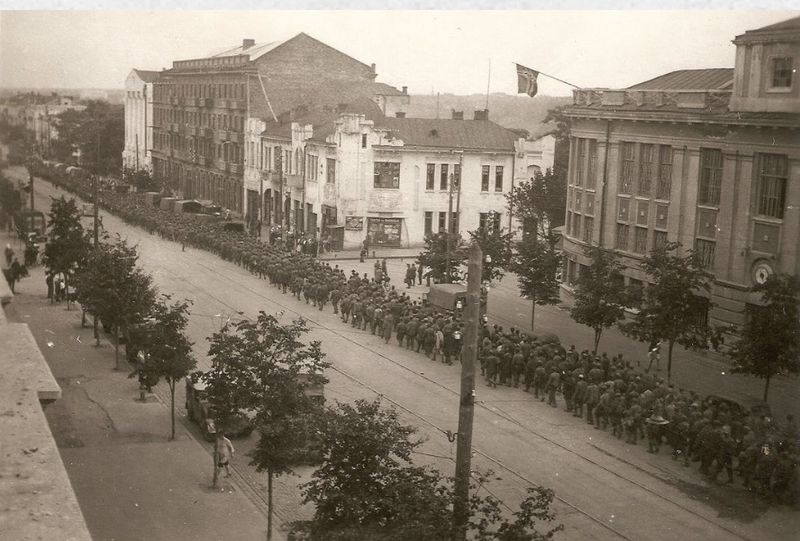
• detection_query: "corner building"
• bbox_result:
[150,33,383,214]
[559,16,800,328]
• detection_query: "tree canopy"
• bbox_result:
[417,232,467,284]
[727,273,800,401]
[43,196,91,279]
[506,168,566,248]
[52,100,123,173]
[512,236,561,332]
[468,222,514,283]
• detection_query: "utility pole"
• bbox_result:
[445,170,454,283]
[92,173,100,345]
[452,241,483,540]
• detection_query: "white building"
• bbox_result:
[123,69,159,172]
[244,105,555,249]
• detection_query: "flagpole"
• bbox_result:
[485,58,491,110]
[514,62,581,89]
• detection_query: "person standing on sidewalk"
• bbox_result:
[216,432,235,478]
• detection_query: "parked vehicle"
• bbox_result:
[185,377,253,442]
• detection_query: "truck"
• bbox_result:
[425,282,488,316]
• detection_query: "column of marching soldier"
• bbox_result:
[32,164,800,505]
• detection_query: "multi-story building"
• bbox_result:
[559,15,800,328]
[123,69,160,172]
[245,106,555,248]
[150,33,400,215]
[0,93,85,157]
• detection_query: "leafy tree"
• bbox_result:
[124,167,161,192]
[130,295,196,439]
[506,168,566,248]
[73,235,156,368]
[570,246,631,354]
[203,312,329,535]
[43,196,91,308]
[0,173,23,223]
[619,242,722,383]
[512,236,561,332]
[417,232,467,284]
[727,274,800,401]
[468,222,514,283]
[53,100,124,173]
[291,398,563,541]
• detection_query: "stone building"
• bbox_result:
[244,106,555,249]
[123,69,160,172]
[559,15,800,328]
[150,33,402,215]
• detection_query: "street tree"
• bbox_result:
[73,235,156,367]
[0,173,23,227]
[417,232,468,284]
[726,273,800,401]
[43,196,91,308]
[570,246,631,354]
[619,242,722,383]
[123,167,161,192]
[52,101,124,173]
[512,236,561,333]
[130,295,195,439]
[468,222,514,283]
[203,312,329,537]
[290,398,563,541]
[506,168,566,248]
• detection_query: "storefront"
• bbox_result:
[367,217,403,247]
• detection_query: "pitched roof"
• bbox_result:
[133,69,161,83]
[205,39,285,61]
[261,98,384,141]
[628,69,734,91]
[374,117,518,151]
[734,15,800,43]
[743,15,800,34]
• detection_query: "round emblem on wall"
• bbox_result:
[752,260,774,286]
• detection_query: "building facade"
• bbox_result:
[0,93,85,157]
[244,107,555,249]
[123,69,159,172]
[150,33,394,215]
[559,16,800,328]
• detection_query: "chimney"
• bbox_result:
[337,103,348,113]
[473,109,489,121]
[242,38,255,50]
[451,110,464,120]
[395,112,406,118]
[370,63,376,72]
[401,86,408,95]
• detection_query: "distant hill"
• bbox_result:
[406,93,571,138]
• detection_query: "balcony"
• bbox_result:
[202,127,214,138]
[229,131,243,143]
[200,98,214,108]
[229,163,242,175]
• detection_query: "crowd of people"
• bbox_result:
[32,163,799,506]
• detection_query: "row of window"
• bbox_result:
[154,107,245,132]
[425,163,461,191]
[421,211,502,237]
[619,142,673,200]
[154,133,243,164]
[153,81,246,101]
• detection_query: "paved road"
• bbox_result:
[12,166,798,541]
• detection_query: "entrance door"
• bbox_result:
[367,218,402,247]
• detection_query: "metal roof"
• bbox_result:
[206,39,285,61]
[133,69,161,83]
[375,117,518,151]
[628,69,734,91]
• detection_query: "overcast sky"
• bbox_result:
[0,10,796,96]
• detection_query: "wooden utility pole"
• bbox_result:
[452,242,483,539]
[445,172,454,283]
[93,174,100,345]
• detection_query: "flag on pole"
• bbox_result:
[516,64,539,97]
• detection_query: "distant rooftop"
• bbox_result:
[628,69,734,91]
[375,117,519,151]
[205,39,285,62]
[133,69,161,83]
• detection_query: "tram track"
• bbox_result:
[29,176,754,540]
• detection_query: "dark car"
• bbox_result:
[185,377,253,442]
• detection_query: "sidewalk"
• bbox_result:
[4,232,271,541]
[319,246,420,261]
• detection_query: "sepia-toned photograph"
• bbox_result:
[0,6,798,541]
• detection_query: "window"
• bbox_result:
[453,164,461,190]
[656,145,673,199]
[426,164,435,190]
[425,212,433,236]
[756,153,787,219]
[572,213,581,239]
[481,165,490,192]
[583,217,594,244]
[633,227,648,254]
[615,224,629,251]
[438,211,447,232]
[771,57,793,88]
[479,212,488,230]
[620,142,635,194]
[495,166,504,192]
[374,162,400,189]
[698,148,722,206]
[326,158,336,183]
[695,238,716,270]
[575,139,585,187]
[566,212,572,237]
[587,139,598,189]
[653,230,668,251]
[450,212,459,234]
[638,144,655,196]
[361,134,368,149]
[491,212,501,232]
[441,164,449,191]
[307,154,319,181]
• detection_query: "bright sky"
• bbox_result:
[0,10,797,95]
